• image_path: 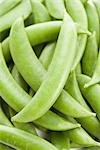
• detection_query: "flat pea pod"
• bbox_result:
[93,0,100,20]
[84,49,100,88]
[0,43,80,131]
[0,104,13,127]
[82,31,98,77]
[0,0,21,17]
[53,89,95,118]
[65,72,100,139]
[10,13,77,122]
[77,74,100,120]
[50,132,70,150]
[0,125,58,150]
[45,0,65,19]
[11,66,29,92]
[31,0,51,23]
[34,111,80,131]
[39,42,56,70]
[0,0,31,33]
[63,116,100,147]
[85,0,99,44]
[75,63,82,75]
[65,0,88,71]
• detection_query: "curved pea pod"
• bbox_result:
[39,42,56,70]
[11,66,29,92]
[77,74,100,120]
[65,0,88,71]
[45,0,65,19]
[34,111,80,131]
[0,0,31,33]
[0,44,80,131]
[0,125,58,150]
[53,90,95,118]
[93,0,100,19]
[65,72,100,139]
[31,0,51,23]
[2,21,62,62]
[0,104,13,127]
[50,132,70,149]
[85,0,99,44]
[0,144,14,150]
[67,127,100,147]
[9,107,37,135]
[84,49,100,88]
[82,32,98,77]
[10,12,77,122]
[0,0,21,17]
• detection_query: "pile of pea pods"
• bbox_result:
[1,0,100,149]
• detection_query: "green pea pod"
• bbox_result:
[71,142,83,148]
[77,74,100,120]
[65,72,100,139]
[0,104,13,127]
[50,132,70,149]
[93,0,100,20]
[34,111,80,131]
[31,0,51,23]
[67,127,100,147]
[0,0,21,17]
[85,0,99,44]
[84,49,100,88]
[82,32,98,77]
[0,143,14,150]
[10,13,77,122]
[0,44,80,131]
[0,125,58,150]
[9,107,37,135]
[45,0,65,19]
[0,0,31,32]
[11,66,29,92]
[65,0,88,71]
[83,146,100,150]
[39,42,56,70]
[53,90,95,118]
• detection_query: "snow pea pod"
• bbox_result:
[80,0,87,4]
[85,0,99,44]
[77,74,100,120]
[0,43,80,131]
[50,132,70,149]
[65,0,88,71]
[0,0,21,17]
[0,125,58,150]
[65,72,100,139]
[75,63,82,75]
[10,13,77,122]
[82,32,98,77]
[93,0,100,20]
[45,0,65,19]
[0,0,31,32]
[0,143,14,150]
[31,0,51,23]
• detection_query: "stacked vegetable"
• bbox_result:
[0,0,100,149]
